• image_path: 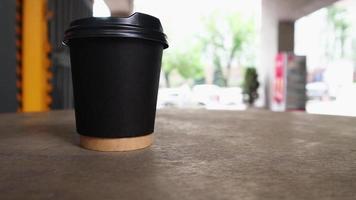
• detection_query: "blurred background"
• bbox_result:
[0,0,355,116]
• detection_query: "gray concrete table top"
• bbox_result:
[0,109,356,200]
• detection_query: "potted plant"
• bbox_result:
[243,67,259,106]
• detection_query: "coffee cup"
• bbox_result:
[63,13,168,151]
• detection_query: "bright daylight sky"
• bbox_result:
[93,0,261,52]
[134,0,261,50]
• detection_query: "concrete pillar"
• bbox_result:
[278,21,295,52]
[260,0,279,108]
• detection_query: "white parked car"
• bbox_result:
[219,87,243,105]
[157,85,192,108]
[306,82,328,100]
[191,84,220,106]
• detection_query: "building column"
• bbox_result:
[278,21,295,52]
[22,0,51,112]
[260,0,279,108]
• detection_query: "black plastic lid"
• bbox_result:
[63,12,168,49]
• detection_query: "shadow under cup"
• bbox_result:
[63,13,168,151]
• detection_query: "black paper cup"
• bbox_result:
[63,13,168,151]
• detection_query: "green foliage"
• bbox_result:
[327,6,350,33]
[326,5,351,58]
[228,13,256,57]
[243,67,259,105]
[201,13,255,56]
[200,12,256,86]
[162,45,204,86]
[162,12,257,87]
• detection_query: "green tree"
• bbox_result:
[200,13,256,87]
[326,5,351,59]
[162,45,204,87]
[162,53,176,88]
